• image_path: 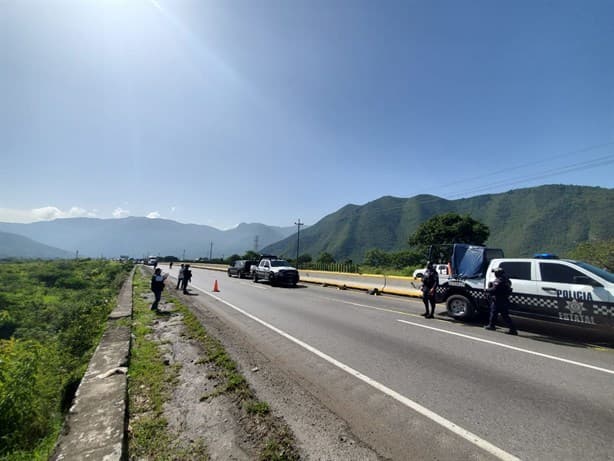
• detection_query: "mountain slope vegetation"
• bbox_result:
[0,231,72,259]
[263,185,613,261]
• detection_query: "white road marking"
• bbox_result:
[397,319,614,375]
[191,284,520,461]
[310,294,614,375]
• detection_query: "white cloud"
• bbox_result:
[146,211,161,219]
[0,206,97,223]
[112,207,130,218]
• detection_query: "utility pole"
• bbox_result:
[254,235,259,252]
[294,219,304,268]
[182,249,185,261]
[209,241,213,261]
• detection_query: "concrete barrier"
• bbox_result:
[52,270,134,461]
[189,264,424,299]
[299,270,425,298]
[299,270,386,292]
[383,275,423,297]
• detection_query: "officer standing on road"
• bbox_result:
[181,264,192,294]
[421,262,439,318]
[150,268,168,312]
[176,264,185,289]
[484,266,518,335]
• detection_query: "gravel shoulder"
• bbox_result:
[136,275,382,460]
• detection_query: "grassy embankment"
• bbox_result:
[128,268,299,460]
[0,259,132,460]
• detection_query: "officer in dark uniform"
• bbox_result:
[484,266,518,335]
[150,268,167,312]
[421,262,439,318]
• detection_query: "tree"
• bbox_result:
[390,250,423,269]
[567,239,614,271]
[226,254,242,264]
[316,252,336,264]
[363,249,390,267]
[242,250,260,260]
[409,213,490,247]
[298,253,312,264]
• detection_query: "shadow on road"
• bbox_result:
[436,310,614,349]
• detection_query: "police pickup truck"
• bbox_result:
[252,256,299,287]
[437,245,614,328]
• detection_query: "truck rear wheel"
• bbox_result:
[253,272,258,283]
[446,294,475,320]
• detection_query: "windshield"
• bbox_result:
[271,260,291,267]
[570,260,614,283]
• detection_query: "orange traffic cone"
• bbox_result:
[213,280,220,292]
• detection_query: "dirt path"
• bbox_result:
[139,283,383,460]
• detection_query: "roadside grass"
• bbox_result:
[168,290,300,460]
[127,270,208,460]
[129,268,299,460]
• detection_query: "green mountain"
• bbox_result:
[263,185,614,261]
[0,231,73,259]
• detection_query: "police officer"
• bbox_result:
[484,266,518,335]
[150,268,168,312]
[181,264,192,294]
[421,261,439,318]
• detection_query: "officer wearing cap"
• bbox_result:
[484,266,518,335]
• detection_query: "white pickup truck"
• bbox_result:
[252,256,299,287]
[438,245,614,328]
[413,264,449,278]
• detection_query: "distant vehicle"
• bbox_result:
[253,256,299,287]
[413,264,449,278]
[146,256,158,266]
[227,260,258,279]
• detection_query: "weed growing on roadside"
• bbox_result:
[171,296,300,460]
[128,270,209,460]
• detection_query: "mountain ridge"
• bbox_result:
[0,231,73,259]
[262,184,614,260]
[0,217,295,259]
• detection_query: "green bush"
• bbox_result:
[0,260,131,458]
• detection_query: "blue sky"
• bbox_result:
[1,0,613,229]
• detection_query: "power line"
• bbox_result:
[439,141,614,192]
[319,150,614,223]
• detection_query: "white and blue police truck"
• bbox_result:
[436,245,614,329]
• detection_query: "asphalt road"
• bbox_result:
[165,264,614,460]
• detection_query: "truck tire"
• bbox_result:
[446,294,475,320]
[228,271,232,277]
[253,272,258,283]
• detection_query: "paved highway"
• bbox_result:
[164,264,614,460]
